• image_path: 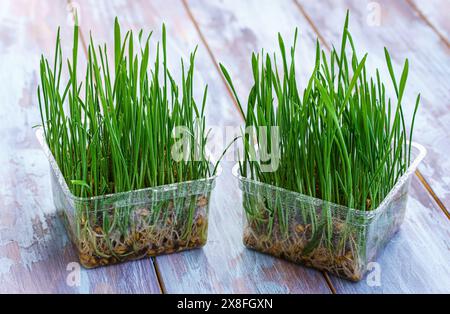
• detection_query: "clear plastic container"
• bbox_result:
[36,129,219,268]
[233,143,426,281]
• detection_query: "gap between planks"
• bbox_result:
[404,0,450,49]
[65,0,448,293]
[291,0,450,221]
[416,170,450,219]
[184,0,449,292]
[153,258,167,294]
[66,0,166,294]
[181,0,244,120]
[182,0,337,294]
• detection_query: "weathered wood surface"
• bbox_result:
[295,0,450,212]
[184,0,450,293]
[1,0,449,294]
[330,177,450,293]
[408,0,450,46]
[74,0,331,293]
[289,0,450,293]
[0,0,161,294]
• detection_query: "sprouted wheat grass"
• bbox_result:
[221,12,420,280]
[38,18,223,267]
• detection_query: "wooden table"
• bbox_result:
[0,0,449,293]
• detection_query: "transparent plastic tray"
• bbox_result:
[36,128,219,268]
[233,143,426,281]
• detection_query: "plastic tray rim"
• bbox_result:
[36,127,222,203]
[232,142,426,218]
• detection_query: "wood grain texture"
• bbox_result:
[295,0,450,212]
[74,0,332,293]
[294,0,450,292]
[72,0,239,129]
[158,161,331,293]
[0,0,161,293]
[407,0,450,46]
[1,0,448,294]
[330,176,450,293]
[185,0,450,293]
[186,0,320,103]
